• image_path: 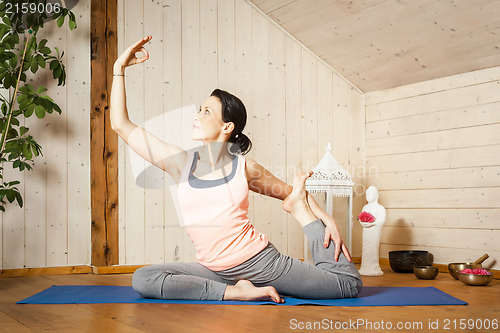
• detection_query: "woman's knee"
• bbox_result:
[330,275,363,299]
[348,276,363,298]
[132,266,153,296]
[310,276,359,299]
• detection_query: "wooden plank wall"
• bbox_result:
[365,66,500,269]
[0,2,91,269]
[116,0,365,265]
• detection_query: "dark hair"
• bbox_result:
[210,89,252,155]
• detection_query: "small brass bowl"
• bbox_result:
[413,266,439,280]
[457,272,493,286]
[448,263,482,280]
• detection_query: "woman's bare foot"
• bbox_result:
[223,280,283,303]
[282,171,318,227]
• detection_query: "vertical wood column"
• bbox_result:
[90,0,118,266]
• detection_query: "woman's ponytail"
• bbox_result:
[229,132,252,155]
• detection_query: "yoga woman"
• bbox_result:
[110,35,362,303]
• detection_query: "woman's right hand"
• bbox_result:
[114,35,152,72]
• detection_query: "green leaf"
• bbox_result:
[33,96,43,105]
[50,60,58,70]
[36,85,47,94]
[3,74,10,89]
[38,97,50,109]
[54,67,62,78]
[4,141,16,149]
[35,105,45,119]
[8,151,20,159]
[19,85,28,94]
[9,55,17,68]
[26,84,35,94]
[58,72,66,86]
[13,32,19,45]
[15,191,23,207]
[37,54,44,67]
[7,128,18,139]
[27,35,36,51]
[57,15,65,28]
[13,159,20,168]
[69,18,76,31]
[8,181,20,186]
[25,103,35,117]
[39,39,48,49]
[20,126,29,136]
[1,148,15,154]
[53,103,62,114]
[40,46,51,55]
[22,143,32,160]
[6,189,15,203]
[17,94,27,104]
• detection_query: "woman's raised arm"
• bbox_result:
[110,35,186,178]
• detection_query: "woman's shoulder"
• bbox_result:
[243,156,260,180]
[170,150,191,185]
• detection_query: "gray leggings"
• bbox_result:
[132,219,363,300]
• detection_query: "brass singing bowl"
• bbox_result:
[448,263,482,280]
[457,272,493,286]
[413,266,439,280]
[448,253,489,280]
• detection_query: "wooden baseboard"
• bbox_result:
[91,265,147,275]
[1,259,498,279]
[0,265,91,278]
[0,265,148,277]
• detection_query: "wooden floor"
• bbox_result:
[0,264,498,333]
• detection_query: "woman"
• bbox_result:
[110,35,362,303]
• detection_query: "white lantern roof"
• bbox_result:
[305,142,354,196]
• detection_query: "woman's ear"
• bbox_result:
[223,122,235,135]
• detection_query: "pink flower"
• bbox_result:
[358,211,375,222]
[459,268,492,275]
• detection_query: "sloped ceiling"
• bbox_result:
[249,0,500,92]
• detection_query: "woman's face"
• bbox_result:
[191,96,231,142]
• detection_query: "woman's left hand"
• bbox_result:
[324,223,352,262]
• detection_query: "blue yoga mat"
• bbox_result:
[17,285,466,306]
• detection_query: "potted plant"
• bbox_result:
[0,0,77,211]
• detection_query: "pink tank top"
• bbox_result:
[176,150,269,271]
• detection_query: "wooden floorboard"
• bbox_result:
[0,264,498,332]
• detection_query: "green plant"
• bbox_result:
[0,0,77,212]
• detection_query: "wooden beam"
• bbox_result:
[90,0,119,266]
